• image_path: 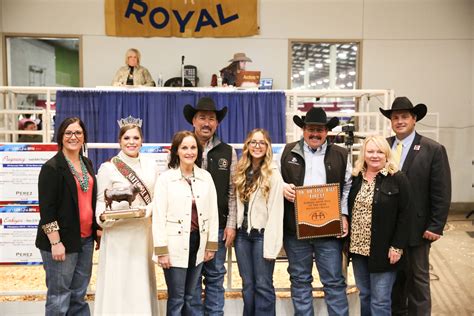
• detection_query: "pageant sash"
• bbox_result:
[112,156,152,205]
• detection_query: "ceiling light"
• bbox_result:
[323,78,329,83]
[352,46,358,51]
[340,84,346,88]
[348,71,356,76]
[293,74,300,78]
[339,73,347,79]
[316,80,323,85]
[308,67,314,72]
[347,82,353,87]
[299,70,306,75]
[324,59,331,64]
[315,63,323,69]
[310,82,316,86]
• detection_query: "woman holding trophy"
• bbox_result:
[94,116,159,315]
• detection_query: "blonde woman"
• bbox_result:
[112,48,155,86]
[348,135,411,316]
[234,128,284,316]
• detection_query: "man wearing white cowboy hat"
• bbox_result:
[183,96,237,315]
[280,107,351,316]
[220,52,252,86]
[380,97,451,316]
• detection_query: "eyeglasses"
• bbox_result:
[64,131,84,138]
[249,140,267,148]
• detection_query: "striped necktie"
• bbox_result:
[392,141,403,167]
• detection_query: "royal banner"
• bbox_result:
[105,0,259,38]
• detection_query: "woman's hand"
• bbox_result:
[204,251,215,262]
[338,215,349,238]
[51,242,66,261]
[157,255,171,269]
[388,248,402,264]
[95,230,102,250]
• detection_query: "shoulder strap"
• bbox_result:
[112,156,152,205]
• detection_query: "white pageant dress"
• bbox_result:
[94,151,159,315]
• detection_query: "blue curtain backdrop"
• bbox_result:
[55,90,286,169]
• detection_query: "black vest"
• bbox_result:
[205,142,233,229]
[280,140,348,236]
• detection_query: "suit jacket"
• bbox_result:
[35,151,98,253]
[388,132,451,246]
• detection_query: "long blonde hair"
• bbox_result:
[234,129,273,203]
[352,135,398,176]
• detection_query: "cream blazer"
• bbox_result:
[236,164,284,259]
[153,166,219,268]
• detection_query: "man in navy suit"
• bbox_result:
[380,97,451,316]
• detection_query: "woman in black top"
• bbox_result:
[348,135,410,316]
[36,117,99,316]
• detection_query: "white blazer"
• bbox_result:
[153,165,219,268]
[236,164,284,259]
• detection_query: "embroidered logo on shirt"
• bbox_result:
[218,158,229,170]
[288,157,300,165]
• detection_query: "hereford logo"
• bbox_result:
[311,211,326,221]
[218,158,229,170]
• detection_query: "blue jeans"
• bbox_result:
[40,236,94,316]
[191,228,226,316]
[352,254,396,316]
[235,228,276,316]
[164,231,203,316]
[284,235,348,316]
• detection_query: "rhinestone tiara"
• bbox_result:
[117,115,143,128]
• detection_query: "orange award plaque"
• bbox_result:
[294,183,342,239]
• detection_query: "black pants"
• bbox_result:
[392,242,431,316]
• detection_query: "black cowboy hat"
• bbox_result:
[379,97,427,121]
[293,107,339,130]
[183,97,228,125]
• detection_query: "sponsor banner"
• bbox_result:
[140,145,170,173]
[105,0,258,38]
[0,205,42,264]
[0,144,57,204]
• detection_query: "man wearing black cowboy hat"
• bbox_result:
[380,97,451,316]
[183,96,237,315]
[280,107,351,316]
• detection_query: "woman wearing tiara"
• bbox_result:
[94,116,159,315]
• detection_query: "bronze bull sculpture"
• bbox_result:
[104,185,140,210]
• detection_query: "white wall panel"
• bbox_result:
[362,39,473,201]
[0,0,472,201]
[83,36,288,89]
[363,0,472,39]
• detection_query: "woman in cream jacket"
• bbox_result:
[234,128,284,316]
[153,131,218,316]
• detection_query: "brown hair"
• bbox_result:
[118,125,143,141]
[168,131,203,169]
[55,117,88,151]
